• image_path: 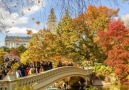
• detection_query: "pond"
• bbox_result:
[69,85,129,90]
[98,85,129,90]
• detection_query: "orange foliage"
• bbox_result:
[98,20,129,52]
[27,29,33,35]
[73,5,118,31]
[10,49,20,57]
[32,18,35,20]
[86,5,118,20]
[98,19,129,79]
[73,5,118,33]
[36,21,41,25]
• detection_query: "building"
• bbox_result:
[5,8,70,48]
[47,8,58,34]
[5,36,31,48]
[47,8,70,34]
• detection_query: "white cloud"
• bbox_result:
[0,0,47,46]
[121,14,129,27]
[111,16,120,20]
[22,0,46,16]
[0,7,29,26]
[0,0,47,27]
[122,14,129,20]
[18,17,28,24]
[22,5,41,16]
[6,27,38,35]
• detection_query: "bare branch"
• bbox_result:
[1,0,12,13]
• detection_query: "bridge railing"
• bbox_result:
[0,66,92,90]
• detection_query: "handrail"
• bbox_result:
[0,66,92,90]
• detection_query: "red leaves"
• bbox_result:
[10,49,20,57]
[114,68,123,75]
[98,20,129,52]
[114,64,129,77]
[98,19,129,79]
[108,20,125,31]
[108,20,127,38]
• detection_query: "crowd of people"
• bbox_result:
[16,61,53,78]
[0,61,73,80]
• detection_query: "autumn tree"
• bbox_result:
[16,45,27,54]
[86,5,118,31]
[10,49,20,57]
[0,0,126,32]
[98,19,129,81]
[2,47,10,52]
[75,5,118,33]
[0,48,7,68]
[21,5,118,65]
[56,15,104,64]
[55,4,118,64]
[21,29,59,64]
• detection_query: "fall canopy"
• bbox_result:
[98,19,129,79]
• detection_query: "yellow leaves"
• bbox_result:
[21,50,30,64]
[22,29,59,63]
[0,49,7,56]
[26,29,33,35]
[38,0,40,3]
[28,8,31,11]
[0,49,7,65]
[54,55,61,60]
[11,62,20,70]
[32,18,35,20]
[93,36,100,43]
[46,47,51,50]
[36,21,41,25]
[78,5,118,31]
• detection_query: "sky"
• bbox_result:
[0,0,129,46]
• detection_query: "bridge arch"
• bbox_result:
[33,66,92,90]
[0,66,92,90]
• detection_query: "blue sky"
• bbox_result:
[0,0,129,46]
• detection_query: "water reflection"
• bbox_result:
[69,85,129,90]
[100,85,129,90]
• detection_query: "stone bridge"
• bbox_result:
[0,66,92,90]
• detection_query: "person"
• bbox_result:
[25,67,30,76]
[57,61,62,67]
[36,61,41,73]
[2,68,8,79]
[33,62,37,73]
[16,67,22,78]
[28,67,34,75]
[41,61,48,71]
[0,69,3,80]
[48,61,53,70]
[20,64,26,77]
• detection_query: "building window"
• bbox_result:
[13,43,14,47]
